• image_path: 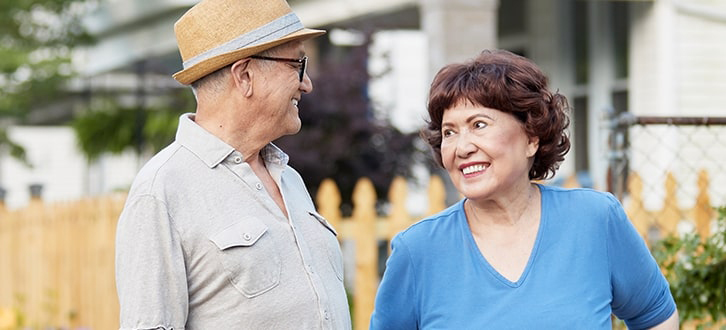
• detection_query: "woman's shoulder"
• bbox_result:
[540,184,620,207]
[394,200,466,244]
[538,184,625,227]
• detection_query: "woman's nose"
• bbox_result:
[455,132,477,157]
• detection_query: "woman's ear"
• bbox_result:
[230,58,253,97]
[527,136,540,158]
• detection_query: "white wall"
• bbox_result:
[368,30,429,134]
[675,1,726,116]
[0,126,139,210]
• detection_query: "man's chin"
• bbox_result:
[285,122,302,136]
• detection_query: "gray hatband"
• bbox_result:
[183,12,303,69]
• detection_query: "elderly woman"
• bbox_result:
[370,50,678,329]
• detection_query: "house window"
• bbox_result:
[498,0,528,55]
[573,0,589,84]
[498,0,527,37]
[611,2,630,80]
[612,90,628,114]
[573,96,590,173]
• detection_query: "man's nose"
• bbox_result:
[300,73,313,93]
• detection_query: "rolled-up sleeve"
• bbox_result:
[116,194,188,330]
[606,195,676,329]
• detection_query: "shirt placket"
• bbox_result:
[275,179,334,329]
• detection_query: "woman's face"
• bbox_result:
[440,101,539,200]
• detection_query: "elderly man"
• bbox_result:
[114,0,351,329]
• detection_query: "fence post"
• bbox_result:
[352,178,377,330]
[658,172,680,236]
[693,170,712,240]
[607,110,636,200]
[316,179,343,241]
[0,203,11,314]
[387,176,410,247]
[427,175,447,217]
[624,172,652,239]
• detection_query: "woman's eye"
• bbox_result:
[474,121,488,129]
[442,129,455,137]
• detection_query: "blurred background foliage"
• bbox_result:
[653,207,726,327]
[72,89,191,161]
[0,0,92,164]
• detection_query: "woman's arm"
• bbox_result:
[649,310,679,330]
[605,194,677,329]
[370,235,418,329]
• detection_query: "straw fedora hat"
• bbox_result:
[172,0,325,85]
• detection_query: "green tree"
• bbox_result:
[0,0,91,165]
[72,90,193,161]
[652,207,726,327]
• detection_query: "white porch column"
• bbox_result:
[587,0,615,190]
[420,0,500,80]
[419,0,499,204]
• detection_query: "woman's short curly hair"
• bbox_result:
[422,49,571,180]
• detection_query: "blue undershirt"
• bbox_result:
[370,185,675,329]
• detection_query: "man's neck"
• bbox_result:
[194,103,270,161]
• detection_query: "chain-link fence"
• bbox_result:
[608,113,726,243]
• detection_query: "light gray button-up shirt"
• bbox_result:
[116,113,351,330]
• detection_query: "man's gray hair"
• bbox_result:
[190,65,231,98]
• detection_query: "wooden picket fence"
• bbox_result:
[0,172,721,329]
[625,170,716,241]
[316,176,448,330]
[0,195,125,329]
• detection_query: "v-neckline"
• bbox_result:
[461,184,545,288]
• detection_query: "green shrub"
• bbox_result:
[652,207,726,326]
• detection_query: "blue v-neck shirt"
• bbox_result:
[370,185,675,330]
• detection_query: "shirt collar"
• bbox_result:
[175,113,234,168]
[175,113,290,169]
[261,143,289,185]
[260,143,289,167]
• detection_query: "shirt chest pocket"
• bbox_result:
[209,219,281,298]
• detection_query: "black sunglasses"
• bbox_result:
[250,55,308,82]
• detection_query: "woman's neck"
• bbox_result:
[467,183,540,227]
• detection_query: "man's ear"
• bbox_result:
[230,58,253,97]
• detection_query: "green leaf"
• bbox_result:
[0,127,31,166]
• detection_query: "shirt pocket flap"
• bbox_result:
[210,219,268,250]
[308,211,338,237]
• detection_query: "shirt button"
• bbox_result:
[324,310,330,320]
[255,183,263,190]
[233,156,242,164]
[243,233,251,241]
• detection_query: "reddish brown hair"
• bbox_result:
[422,49,570,180]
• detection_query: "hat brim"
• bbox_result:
[173,28,325,85]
